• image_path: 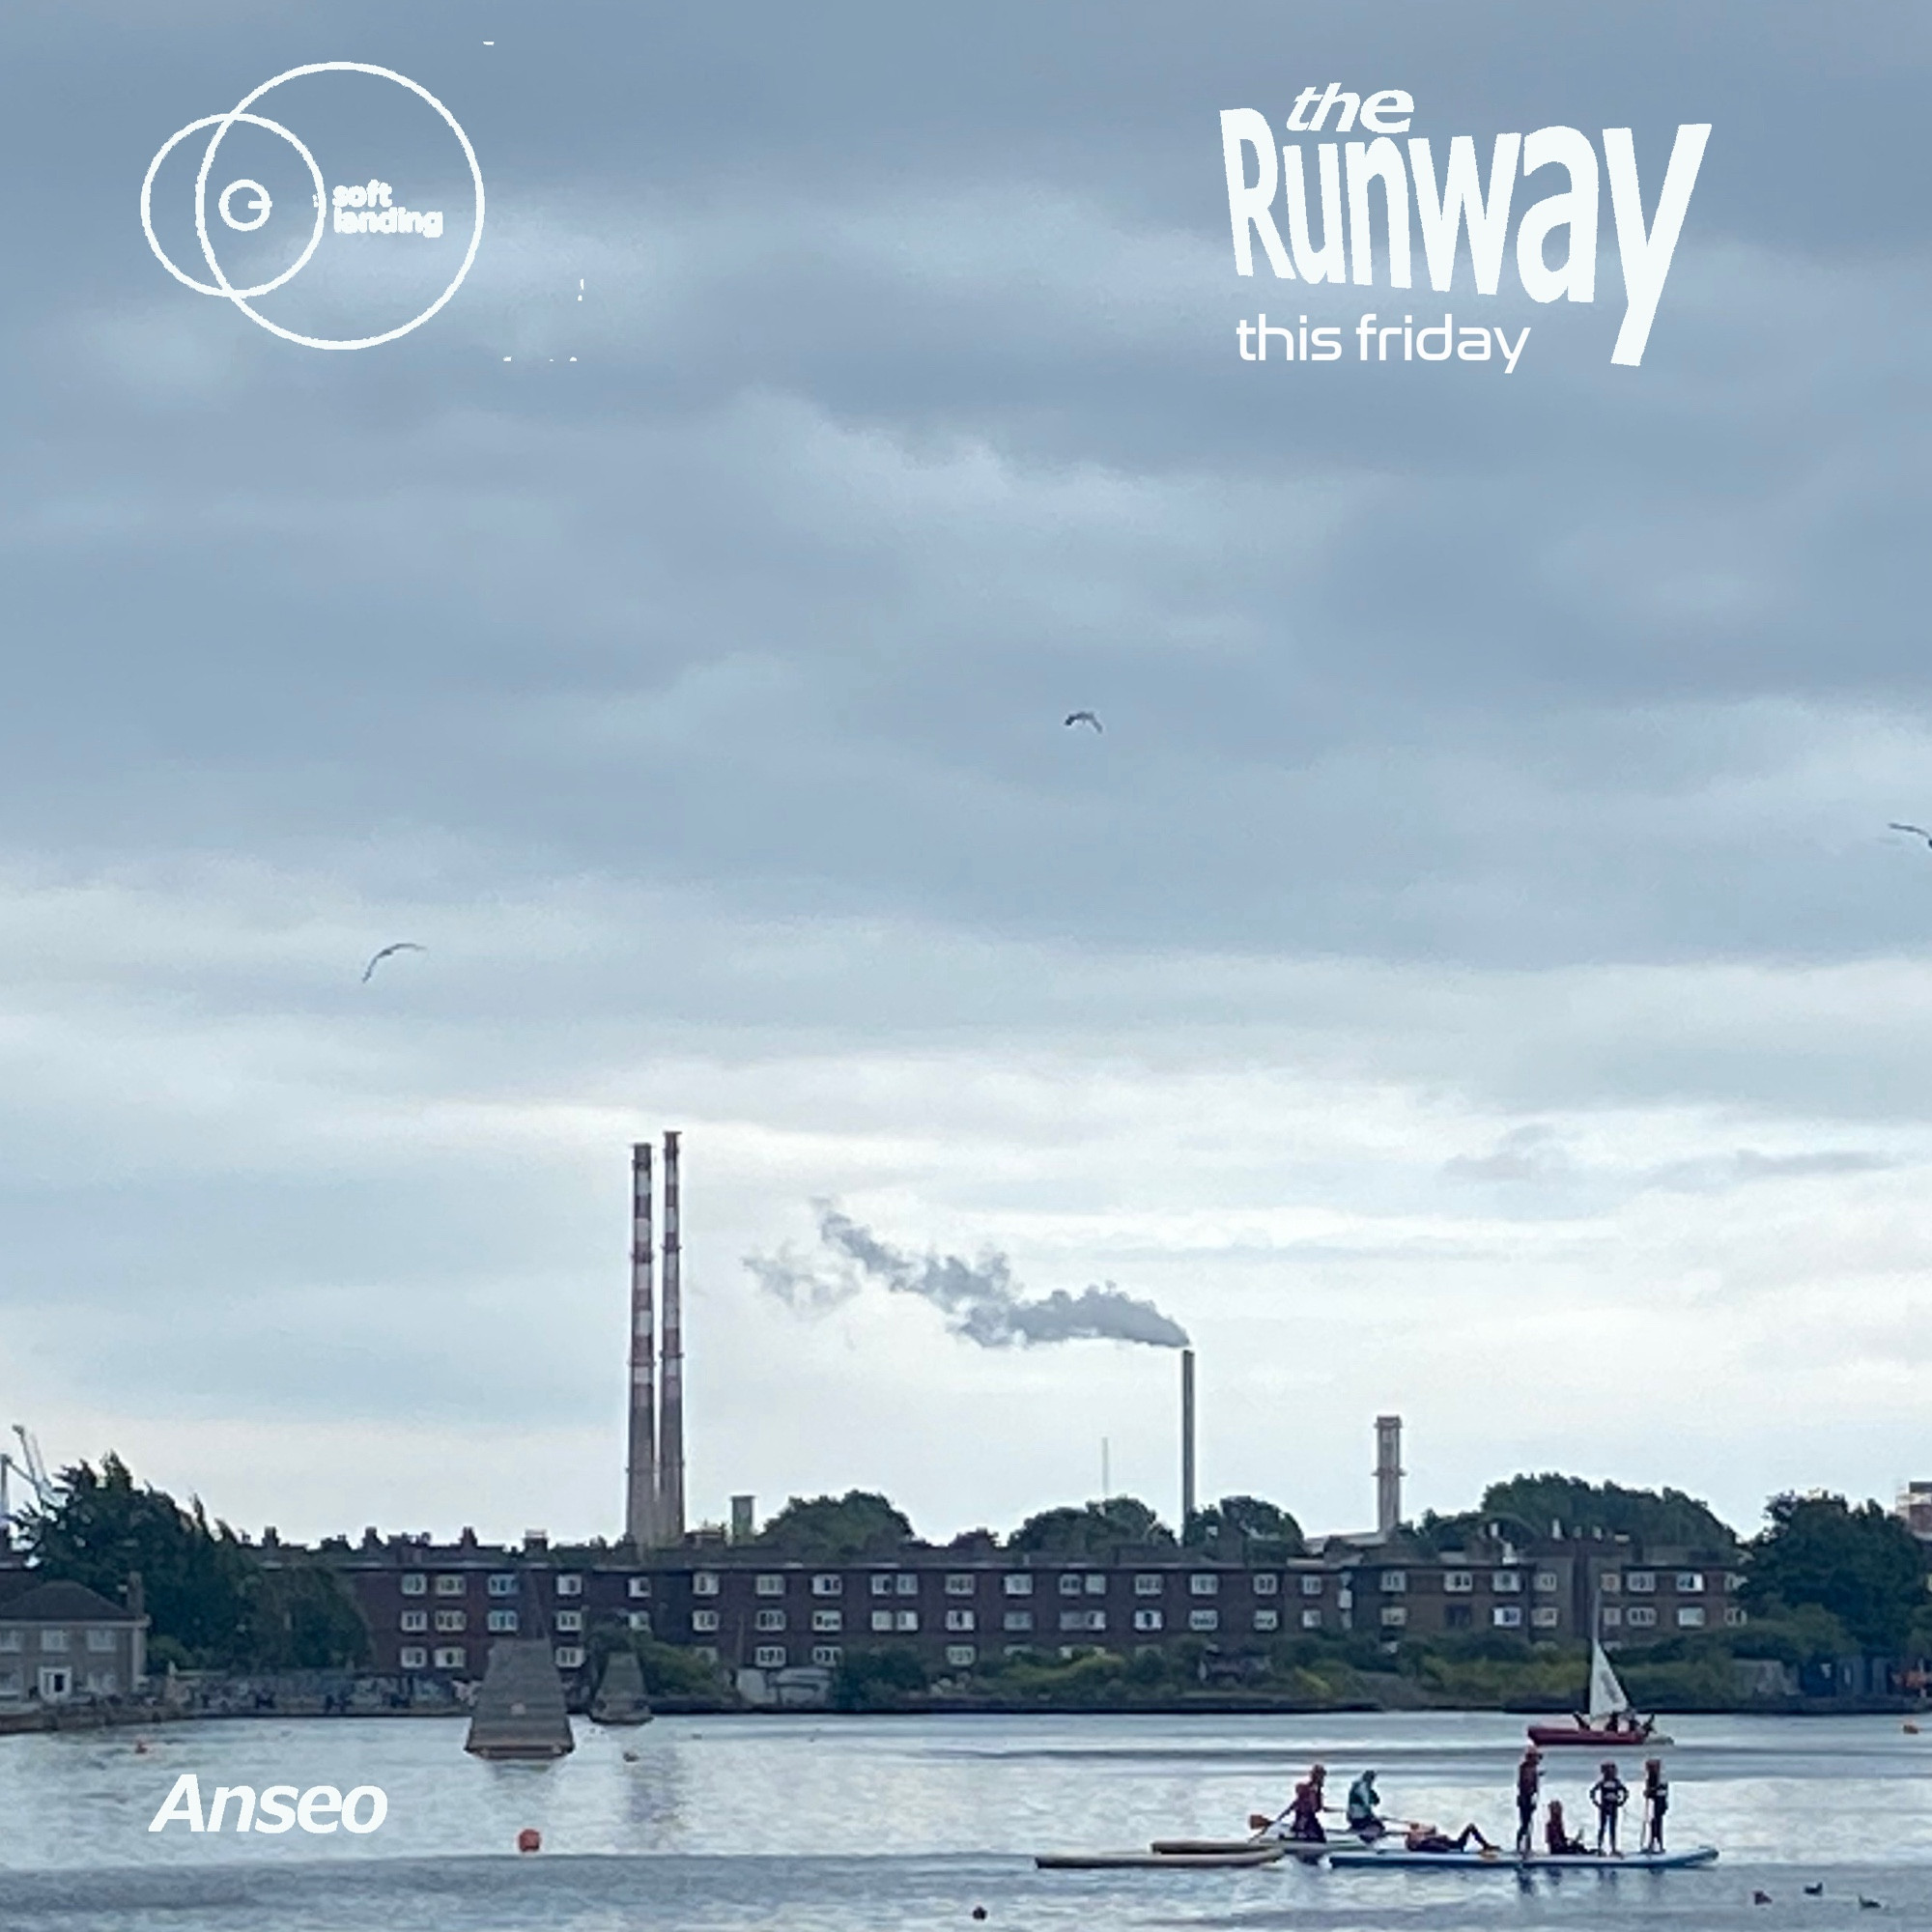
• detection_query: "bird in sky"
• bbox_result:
[1064,710,1102,732]
[361,942,426,982]
[1889,822,1932,846]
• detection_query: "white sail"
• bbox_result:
[1588,1638,1631,1723]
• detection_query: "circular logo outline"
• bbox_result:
[217,179,273,232]
[144,62,486,352]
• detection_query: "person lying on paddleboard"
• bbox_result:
[1345,1770,1386,1841]
[1404,1821,1496,1855]
[1544,1799,1590,1856]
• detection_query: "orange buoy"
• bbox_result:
[517,1828,542,1854]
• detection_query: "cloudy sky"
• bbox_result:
[2,1,1929,1548]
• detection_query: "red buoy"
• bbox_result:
[517,1828,542,1854]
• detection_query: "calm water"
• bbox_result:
[1,1711,1926,1929]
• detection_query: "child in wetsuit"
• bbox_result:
[1514,1747,1542,1854]
[1544,1799,1588,1856]
[1589,1761,1629,1854]
[1640,1758,1667,1853]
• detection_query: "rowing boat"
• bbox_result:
[1036,1845,1289,1870]
[1327,1844,1719,1872]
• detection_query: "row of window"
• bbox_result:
[1604,1605,1744,1629]
[742,1644,983,1671]
[399,1573,610,1598]
[702,1570,1305,1599]
[395,1644,588,1672]
[0,1667,121,1695]
[0,1629,122,1654]
[1601,1572,1741,1595]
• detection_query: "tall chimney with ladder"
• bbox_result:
[658,1130,687,1543]
[623,1142,658,1547]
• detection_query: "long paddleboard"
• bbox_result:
[1150,1836,1339,1860]
[1328,1844,1719,1872]
[1037,1845,1289,1870]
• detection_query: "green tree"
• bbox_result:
[1745,1492,1925,1654]
[242,1562,372,1670]
[1009,1496,1174,1555]
[1184,1494,1304,1553]
[753,1491,915,1562]
[830,1646,927,1711]
[1479,1474,1736,1549]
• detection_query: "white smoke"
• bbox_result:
[747,1203,1189,1349]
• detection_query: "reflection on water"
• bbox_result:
[1,1711,1928,1930]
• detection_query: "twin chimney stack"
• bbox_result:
[624,1133,688,1548]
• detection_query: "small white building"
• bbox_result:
[0,1578,149,1702]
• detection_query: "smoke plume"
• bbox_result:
[747,1204,1189,1350]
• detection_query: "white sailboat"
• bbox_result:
[1526,1638,1673,1747]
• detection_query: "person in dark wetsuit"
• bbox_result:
[1405,1821,1495,1854]
[1589,1761,1629,1854]
[1286,1764,1328,1841]
[1640,1758,1667,1854]
[1544,1799,1589,1856]
[1514,1746,1542,1854]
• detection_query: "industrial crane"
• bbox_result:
[1,1424,53,1524]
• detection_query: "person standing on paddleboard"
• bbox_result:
[1287,1764,1328,1841]
[1640,1758,1667,1853]
[1346,1769,1386,1841]
[1515,1746,1542,1854]
[1590,1760,1630,1854]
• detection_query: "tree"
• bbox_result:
[1008,1496,1175,1555]
[830,1646,927,1711]
[1745,1492,1925,1655]
[753,1492,915,1563]
[1184,1494,1304,1553]
[1479,1474,1737,1550]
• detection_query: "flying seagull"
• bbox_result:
[361,942,426,982]
[1064,710,1102,732]
[1890,823,1932,847]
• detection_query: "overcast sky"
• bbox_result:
[2,2,1930,1548]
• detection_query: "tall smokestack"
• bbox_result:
[658,1130,686,1543]
[1375,1413,1404,1535]
[624,1143,658,1547]
[1180,1348,1197,1531]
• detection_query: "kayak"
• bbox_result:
[1037,1845,1289,1870]
[1328,1844,1719,1872]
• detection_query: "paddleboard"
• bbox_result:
[1037,1845,1289,1870]
[1328,1844,1719,1871]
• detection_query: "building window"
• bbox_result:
[626,1577,651,1600]
[400,1610,428,1634]
[1533,1572,1559,1594]
[1626,1605,1658,1629]
[945,1644,977,1668]
[435,1609,469,1633]
[945,1608,976,1633]
[435,1575,466,1596]
[1002,1574,1034,1596]
[870,1574,895,1597]
[1677,1605,1707,1629]
[400,1646,428,1669]
[489,1574,519,1597]
[1189,1608,1220,1633]
[1058,1574,1084,1597]
[1253,1608,1280,1633]
[1380,1605,1407,1628]
[1252,1573,1279,1596]
[1492,1570,1522,1593]
[401,1575,427,1597]
[1379,1571,1407,1594]
[1626,1571,1656,1594]
[1725,1605,1747,1627]
[945,1574,976,1596]
[1132,1607,1163,1633]
[1599,1573,1622,1595]
[754,1608,786,1633]
[1602,1605,1624,1628]
[1676,1573,1705,1595]
[1300,1575,1324,1597]
[1724,1572,1747,1595]
[895,1610,919,1633]
[556,1576,582,1598]
[85,1629,118,1653]
[753,1645,786,1668]
[811,1575,842,1597]
[487,1608,519,1634]
[1004,1610,1034,1633]
[628,1611,651,1633]
[86,1671,119,1694]
[0,1633,18,1652]
[553,1609,582,1634]
[1189,1574,1219,1597]
[755,1574,785,1598]
[1443,1605,1472,1630]
[1492,1605,1522,1629]
[692,1609,720,1634]
[895,1574,919,1597]
[693,1572,721,1597]
[1443,1571,1473,1593]
[1531,1606,1560,1629]
[435,1646,469,1669]
[1134,1574,1163,1596]
[1084,1574,1106,1596]
[810,1645,842,1666]
[871,1610,895,1634]
[553,1646,583,1669]
[1058,1610,1105,1634]
[811,1609,843,1633]
[693,1645,719,1663]
[1299,1608,1322,1631]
